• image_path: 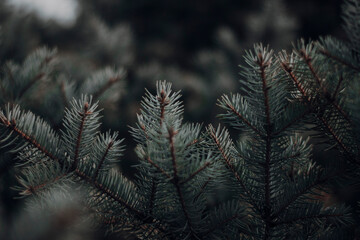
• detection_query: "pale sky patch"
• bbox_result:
[7,0,79,27]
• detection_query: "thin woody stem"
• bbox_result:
[181,162,211,185]
[168,128,197,237]
[93,75,124,100]
[208,126,261,214]
[319,49,360,72]
[282,59,356,163]
[302,50,352,123]
[93,140,114,180]
[0,117,61,164]
[257,53,273,240]
[225,102,263,136]
[72,102,91,170]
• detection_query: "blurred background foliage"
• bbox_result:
[0,0,347,239]
[0,0,344,147]
[0,0,343,127]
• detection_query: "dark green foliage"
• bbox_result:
[214,43,354,239]
[2,0,360,239]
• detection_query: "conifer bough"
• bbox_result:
[2,0,360,239]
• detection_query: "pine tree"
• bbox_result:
[1,0,360,239]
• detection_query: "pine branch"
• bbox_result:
[273,170,343,218]
[146,156,171,179]
[148,178,157,215]
[93,140,113,180]
[273,108,311,135]
[203,213,244,237]
[93,76,122,100]
[319,48,360,72]
[180,162,211,185]
[280,61,310,101]
[282,57,355,162]
[168,127,197,237]
[208,125,260,213]
[81,67,125,103]
[1,106,138,212]
[224,101,262,135]
[185,139,199,148]
[332,74,344,100]
[258,52,273,240]
[318,116,352,161]
[74,169,169,235]
[0,103,164,235]
[18,73,45,100]
[21,173,67,196]
[158,89,168,127]
[194,177,211,201]
[301,49,352,123]
[139,122,172,179]
[208,127,242,183]
[0,115,61,164]
[72,102,91,170]
[276,213,346,226]
[279,153,301,163]
[17,54,54,100]
[301,49,324,88]
[75,169,143,218]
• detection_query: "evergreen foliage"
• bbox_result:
[1,0,360,239]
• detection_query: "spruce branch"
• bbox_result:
[92,75,123,100]
[207,124,261,214]
[215,43,354,238]
[300,48,324,88]
[158,89,168,127]
[72,101,91,170]
[146,156,172,179]
[273,108,311,135]
[203,200,250,238]
[276,212,347,226]
[148,178,158,215]
[17,72,45,100]
[80,67,126,103]
[93,139,113,180]
[220,96,262,135]
[0,47,57,105]
[0,98,170,237]
[279,57,311,101]
[318,48,360,72]
[74,169,143,218]
[180,161,211,185]
[168,127,197,237]
[257,51,273,239]
[0,105,62,164]
[273,168,344,218]
[318,116,355,162]
[61,96,101,169]
[17,164,67,196]
[281,45,356,163]
[332,74,344,100]
[218,94,263,135]
[193,177,211,201]
[2,2,360,236]
[300,47,352,123]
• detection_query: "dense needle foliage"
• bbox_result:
[2,0,360,239]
